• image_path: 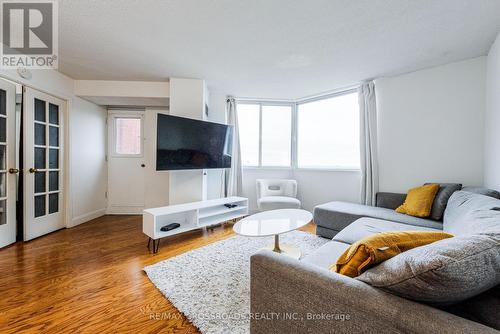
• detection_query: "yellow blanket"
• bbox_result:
[332,231,453,277]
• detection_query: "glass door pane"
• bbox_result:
[32,97,61,218]
[0,200,6,225]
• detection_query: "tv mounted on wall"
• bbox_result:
[156,114,232,171]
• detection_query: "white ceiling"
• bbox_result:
[58,0,500,99]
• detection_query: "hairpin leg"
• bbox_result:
[147,238,161,253]
[153,239,160,254]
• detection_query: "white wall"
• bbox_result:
[0,69,108,227]
[144,108,170,208]
[376,57,486,193]
[293,170,361,211]
[70,98,107,226]
[169,78,206,120]
[206,90,227,199]
[168,78,208,204]
[484,32,500,191]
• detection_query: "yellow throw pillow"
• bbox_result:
[396,184,440,217]
[331,231,453,278]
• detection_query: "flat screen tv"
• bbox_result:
[156,114,232,171]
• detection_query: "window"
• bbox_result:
[114,117,142,155]
[236,90,360,170]
[297,92,360,169]
[237,103,292,167]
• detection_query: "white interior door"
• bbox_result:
[0,79,17,248]
[23,87,65,241]
[107,111,145,214]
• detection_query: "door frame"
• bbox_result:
[106,109,145,214]
[0,74,72,233]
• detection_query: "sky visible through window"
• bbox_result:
[237,92,360,169]
[297,92,360,168]
[261,105,291,166]
[237,105,260,166]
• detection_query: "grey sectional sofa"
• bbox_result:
[250,190,500,333]
[313,192,443,239]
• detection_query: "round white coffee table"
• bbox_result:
[233,209,312,259]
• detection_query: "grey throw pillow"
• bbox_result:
[424,183,462,221]
[356,234,500,305]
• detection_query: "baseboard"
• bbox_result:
[106,206,144,215]
[70,208,106,227]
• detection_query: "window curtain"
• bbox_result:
[359,81,379,206]
[225,97,243,196]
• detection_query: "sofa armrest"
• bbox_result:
[376,192,406,210]
[250,250,495,334]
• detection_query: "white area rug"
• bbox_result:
[144,230,328,334]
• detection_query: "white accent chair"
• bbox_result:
[256,179,301,211]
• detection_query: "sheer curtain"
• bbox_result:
[359,82,379,205]
[225,97,243,196]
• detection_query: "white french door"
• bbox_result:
[23,88,65,241]
[0,80,17,248]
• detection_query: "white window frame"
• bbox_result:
[109,111,144,158]
[237,87,361,171]
[237,101,294,169]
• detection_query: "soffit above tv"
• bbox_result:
[75,80,170,107]
[80,96,169,107]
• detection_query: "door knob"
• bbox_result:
[29,168,38,173]
[8,168,19,174]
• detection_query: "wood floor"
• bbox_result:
[0,215,315,333]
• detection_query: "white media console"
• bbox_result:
[143,196,249,253]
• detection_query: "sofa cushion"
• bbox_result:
[314,202,443,233]
[333,217,440,244]
[357,233,500,305]
[444,191,500,235]
[301,240,350,269]
[425,183,462,221]
[257,196,301,211]
[462,186,500,199]
[375,192,406,210]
